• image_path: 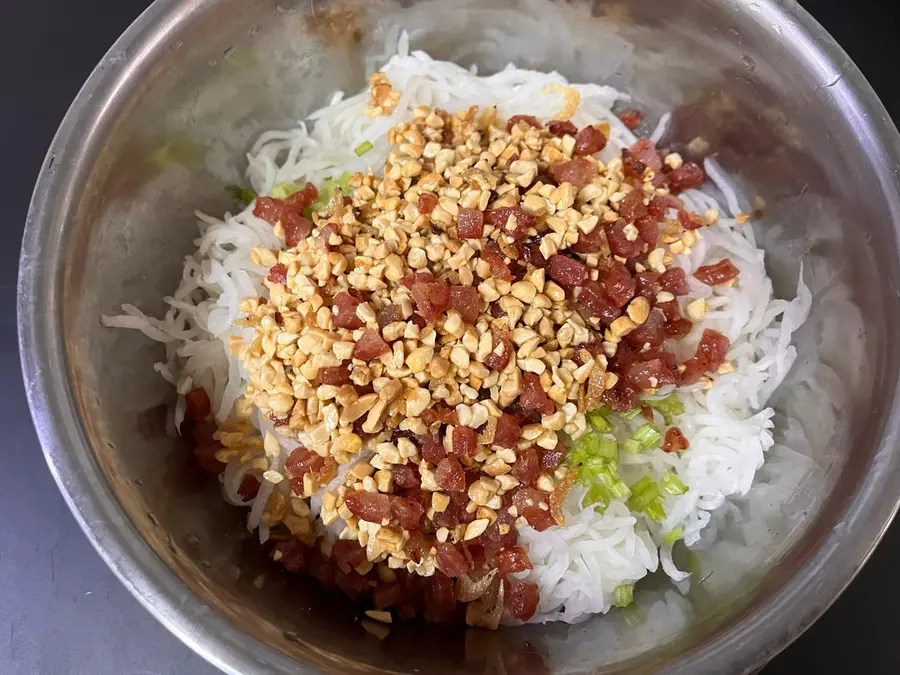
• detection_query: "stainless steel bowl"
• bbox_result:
[19,0,900,673]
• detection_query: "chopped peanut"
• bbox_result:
[213,94,725,608]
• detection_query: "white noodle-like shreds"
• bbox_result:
[103,35,809,625]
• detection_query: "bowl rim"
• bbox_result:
[18,0,900,673]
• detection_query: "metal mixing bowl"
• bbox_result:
[18,0,900,673]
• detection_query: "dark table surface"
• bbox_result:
[3,1,899,673]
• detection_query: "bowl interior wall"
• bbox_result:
[55,1,900,672]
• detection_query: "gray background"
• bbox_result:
[3,0,899,673]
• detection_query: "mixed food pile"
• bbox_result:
[106,39,809,635]
[180,75,741,628]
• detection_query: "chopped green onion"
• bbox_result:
[628,477,666,520]
[578,451,618,487]
[612,482,631,500]
[579,457,606,485]
[584,457,608,473]
[663,527,683,546]
[568,433,616,469]
[597,466,631,500]
[628,482,661,512]
[355,140,374,156]
[661,472,688,496]
[583,482,611,507]
[647,392,684,425]
[581,462,630,509]
[586,408,613,433]
[271,182,305,200]
[623,438,642,454]
[566,434,595,467]
[644,499,667,522]
[630,475,656,496]
[309,171,353,214]
[595,437,618,461]
[620,407,642,420]
[226,185,257,205]
[632,423,662,450]
[614,584,634,608]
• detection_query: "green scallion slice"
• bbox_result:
[623,438,642,454]
[644,499,667,522]
[586,408,613,433]
[355,140,374,156]
[630,475,656,497]
[566,434,595,467]
[647,392,684,424]
[632,423,662,450]
[271,182,305,200]
[579,457,607,485]
[309,171,353,214]
[614,584,634,608]
[595,437,618,461]
[628,484,660,512]
[598,466,631,500]
[583,482,611,507]
[661,471,688,496]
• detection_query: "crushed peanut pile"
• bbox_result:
[183,75,740,628]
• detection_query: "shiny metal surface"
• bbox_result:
[18,0,900,673]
